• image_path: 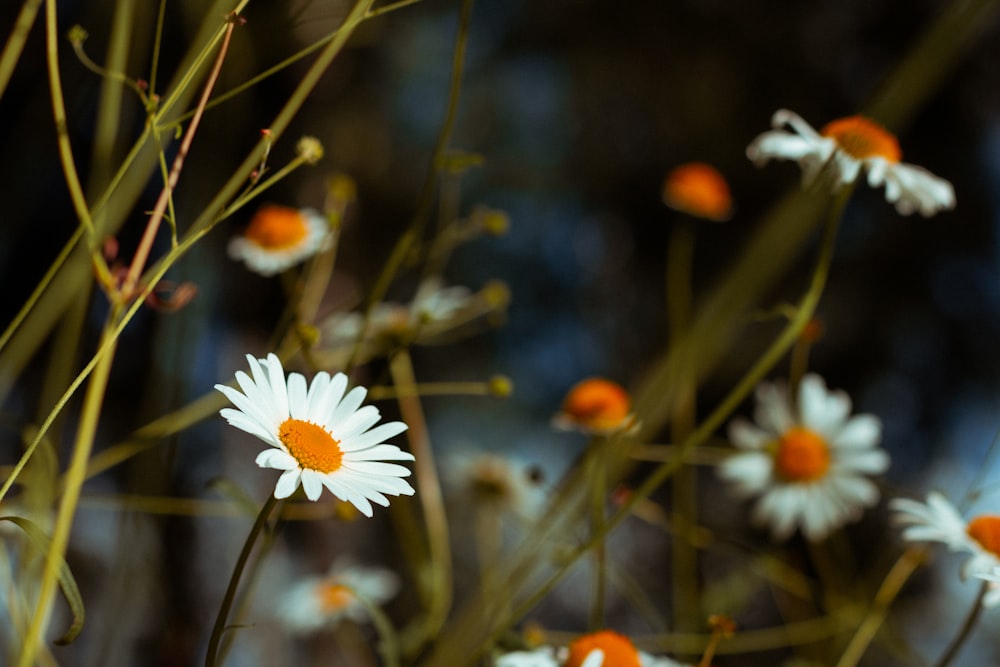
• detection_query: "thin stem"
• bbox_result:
[0,0,43,104]
[834,546,927,667]
[588,445,607,630]
[17,312,119,667]
[933,581,988,667]
[121,15,238,299]
[205,495,279,667]
[348,0,474,370]
[45,0,95,237]
[667,217,699,634]
[389,349,452,647]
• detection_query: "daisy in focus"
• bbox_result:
[228,204,332,275]
[277,561,400,634]
[718,373,889,541]
[495,630,686,667]
[891,491,1000,606]
[215,353,414,516]
[746,109,955,217]
[553,378,636,435]
[662,162,733,222]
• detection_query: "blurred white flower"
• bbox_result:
[892,491,1000,607]
[278,561,399,634]
[495,630,686,667]
[747,109,955,217]
[228,205,331,275]
[719,373,889,541]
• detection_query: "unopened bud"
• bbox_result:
[296,136,324,165]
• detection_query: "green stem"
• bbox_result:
[389,349,452,647]
[667,217,699,634]
[17,312,119,667]
[0,0,43,104]
[348,0,474,371]
[933,581,988,667]
[205,494,279,667]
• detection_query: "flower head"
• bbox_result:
[496,630,686,667]
[891,491,1000,606]
[662,162,733,222]
[719,373,889,541]
[746,109,955,217]
[277,561,399,634]
[553,378,634,435]
[228,204,332,276]
[215,353,414,516]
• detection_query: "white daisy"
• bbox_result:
[746,109,955,217]
[228,204,332,276]
[719,373,889,541]
[891,491,1000,606]
[411,278,474,323]
[277,561,400,634]
[215,353,414,516]
[495,630,686,667]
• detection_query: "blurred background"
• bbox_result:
[2,0,1000,664]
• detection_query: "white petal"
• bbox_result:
[341,421,409,452]
[274,469,302,498]
[300,469,323,501]
[287,373,309,420]
[727,418,771,450]
[256,449,297,470]
[328,386,368,427]
[832,415,882,449]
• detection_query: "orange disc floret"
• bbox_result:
[820,116,901,163]
[560,378,632,433]
[968,516,1000,557]
[279,418,344,473]
[662,162,733,222]
[316,581,355,612]
[565,630,641,667]
[245,204,310,250]
[774,427,830,482]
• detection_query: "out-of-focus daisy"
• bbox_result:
[892,491,1000,606]
[553,378,635,435]
[746,109,955,217]
[496,630,686,667]
[277,561,399,634]
[228,204,332,275]
[412,278,474,324]
[445,451,545,518]
[215,353,414,516]
[662,162,733,222]
[719,373,889,541]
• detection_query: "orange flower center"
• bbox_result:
[316,581,355,612]
[565,630,641,667]
[278,418,343,473]
[774,427,830,482]
[820,116,901,163]
[244,205,309,250]
[561,378,632,432]
[662,162,733,222]
[967,516,1000,557]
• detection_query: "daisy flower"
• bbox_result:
[228,204,332,275]
[891,491,1000,606]
[746,109,955,217]
[277,561,399,634]
[496,630,686,667]
[553,378,635,435]
[718,373,889,541]
[662,162,733,222]
[411,278,475,324]
[215,353,414,516]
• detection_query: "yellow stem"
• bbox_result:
[17,315,118,667]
